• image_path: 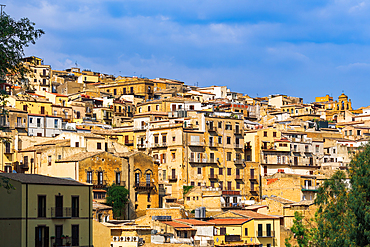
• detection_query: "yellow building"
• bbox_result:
[98,77,155,101]
[22,56,53,92]
[210,210,281,247]
[8,94,53,115]
[0,107,28,173]
[0,173,93,247]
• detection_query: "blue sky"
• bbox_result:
[4,0,370,108]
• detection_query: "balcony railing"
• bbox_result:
[225,235,241,242]
[222,189,239,195]
[39,72,50,77]
[51,207,71,218]
[209,142,218,148]
[137,144,146,149]
[124,140,134,146]
[301,185,319,191]
[234,159,244,165]
[221,202,244,208]
[234,143,243,149]
[168,175,178,182]
[189,158,217,164]
[256,231,275,238]
[234,129,242,135]
[188,141,205,146]
[15,123,26,128]
[207,126,217,132]
[4,148,13,154]
[0,122,10,127]
[134,182,154,190]
[92,180,107,188]
[208,174,218,180]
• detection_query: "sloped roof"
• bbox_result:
[231,210,279,219]
[206,218,251,225]
[0,173,89,186]
[56,151,104,162]
[164,221,193,229]
[175,219,215,226]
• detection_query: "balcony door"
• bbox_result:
[55,196,63,217]
[35,226,49,247]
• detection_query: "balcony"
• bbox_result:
[15,123,26,128]
[39,72,50,77]
[137,144,146,149]
[225,235,241,242]
[234,129,243,135]
[92,180,107,189]
[256,231,275,238]
[51,207,71,218]
[134,182,154,190]
[188,141,205,146]
[209,142,218,148]
[221,202,244,209]
[0,122,9,128]
[152,142,168,148]
[222,189,239,195]
[234,159,244,165]
[234,143,243,149]
[124,140,134,146]
[207,126,217,132]
[301,185,319,191]
[168,175,178,182]
[189,158,217,164]
[208,174,218,180]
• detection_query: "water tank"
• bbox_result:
[200,207,206,218]
[195,208,200,218]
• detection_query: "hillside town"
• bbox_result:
[0,56,368,247]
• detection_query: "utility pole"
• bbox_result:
[0,4,5,18]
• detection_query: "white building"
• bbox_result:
[28,114,62,137]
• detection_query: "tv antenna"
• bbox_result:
[0,4,5,18]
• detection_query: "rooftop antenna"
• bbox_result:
[0,4,5,18]
[75,61,78,67]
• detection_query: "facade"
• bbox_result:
[0,173,93,247]
[28,114,63,137]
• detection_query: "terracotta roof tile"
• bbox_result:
[164,221,193,229]
[231,210,279,219]
[206,218,251,225]
[175,219,215,226]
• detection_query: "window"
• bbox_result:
[116,172,121,185]
[148,106,151,111]
[154,136,159,144]
[147,193,151,202]
[273,132,277,137]
[72,225,79,246]
[87,171,92,183]
[220,227,226,235]
[75,142,79,147]
[258,224,263,237]
[345,130,347,136]
[72,196,79,217]
[227,152,232,161]
[172,152,176,161]
[162,135,167,144]
[30,117,33,123]
[227,137,231,144]
[35,226,49,247]
[349,130,352,136]
[225,124,232,130]
[172,136,176,142]
[55,225,63,246]
[48,156,51,166]
[218,122,222,128]
[219,168,223,175]
[37,118,41,127]
[227,168,231,176]
[23,105,27,111]
[146,173,151,185]
[54,119,58,129]
[277,155,281,164]
[315,145,319,153]
[114,89,117,95]
[218,136,222,144]
[266,224,272,236]
[156,105,159,111]
[198,167,201,174]
[97,172,103,185]
[236,182,240,189]
[191,181,195,186]
[38,195,46,217]
[244,228,248,236]
[163,170,166,181]
[357,130,361,136]
[264,131,267,137]
[97,142,102,150]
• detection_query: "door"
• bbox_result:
[264,166,267,176]
[35,226,49,247]
[172,104,176,111]
[125,135,129,144]
[55,225,63,246]
[250,169,255,179]
[210,168,214,178]
[40,106,45,115]
[172,169,176,179]
[55,196,63,217]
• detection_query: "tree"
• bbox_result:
[0,11,44,84]
[285,212,316,247]
[105,184,129,219]
[313,143,370,246]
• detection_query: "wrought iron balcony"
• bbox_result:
[51,207,71,218]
